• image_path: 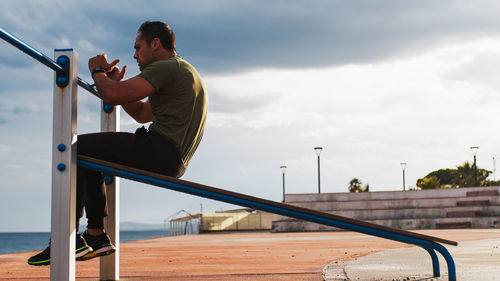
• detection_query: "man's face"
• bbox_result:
[133,33,154,71]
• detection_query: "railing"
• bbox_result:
[0,26,458,281]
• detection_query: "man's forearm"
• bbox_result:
[93,73,121,104]
[122,100,152,123]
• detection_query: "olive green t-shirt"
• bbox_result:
[138,55,207,167]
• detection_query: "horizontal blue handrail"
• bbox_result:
[77,155,457,281]
[0,26,100,98]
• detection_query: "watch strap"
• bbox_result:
[91,66,106,77]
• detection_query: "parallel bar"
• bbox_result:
[0,26,100,98]
[77,78,100,98]
[0,26,63,72]
[77,155,457,281]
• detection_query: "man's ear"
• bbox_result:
[151,38,162,50]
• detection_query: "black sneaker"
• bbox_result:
[79,230,116,261]
[27,234,93,266]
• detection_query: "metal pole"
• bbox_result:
[282,172,285,201]
[400,162,407,191]
[100,102,120,280]
[402,169,406,191]
[0,26,100,98]
[0,26,64,72]
[317,155,321,193]
[50,49,78,281]
[280,165,287,202]
[474,155,477,186]
[493,157,496,182]
[314,147,323,194]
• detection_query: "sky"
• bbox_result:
[1,0,500,232]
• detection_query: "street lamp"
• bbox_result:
[493,157,496,182]
[400,162,407,191]
[470,146,479,186]
[280,165,287,202]
[314,147,323,193]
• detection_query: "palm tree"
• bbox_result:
[454,161,491,187]
[455,162,475,187]
[348,178,363,192]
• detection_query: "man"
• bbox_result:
[28,21,207,266]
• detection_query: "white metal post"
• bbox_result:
[100,103,120,280]
[50,49,78,281]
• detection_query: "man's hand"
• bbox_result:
[88,53,120,74]
[107,65,127,81]
[87,53,153,105]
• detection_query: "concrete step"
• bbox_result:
[272,216,500,232]
[446,210,480,218]
[285,196,500,212]
[436,221,471,229]
[285,186,500,203]
[466,189,499,197]
[371,217,500,230]
[275,186,500,232]
[457,200,490,207]
[276,205,500,221]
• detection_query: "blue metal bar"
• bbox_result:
[0,26,63,72]
[424,247,441,277]
[77,77,100,99]
[77,157,457,280]
[0,26,100,98]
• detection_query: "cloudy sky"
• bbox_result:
[1,0,499,232]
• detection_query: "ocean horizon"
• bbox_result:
[0,230,172,255]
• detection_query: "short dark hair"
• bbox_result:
[138,21,176,51]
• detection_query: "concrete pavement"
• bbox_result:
[324,229,500,281]
[1,229,500,280]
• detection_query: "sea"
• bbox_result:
[0,230,170,255]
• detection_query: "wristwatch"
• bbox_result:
[91,66,106,77]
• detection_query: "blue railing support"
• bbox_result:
[424,247,441,277]
[77,156,457,281]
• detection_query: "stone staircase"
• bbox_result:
[272,186,500,232]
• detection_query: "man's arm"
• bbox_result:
[121,99,154,123]
[88,54,155,105]
[92,74,155,105]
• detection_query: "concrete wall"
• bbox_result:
[201,211,276,232]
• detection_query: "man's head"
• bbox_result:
[134,21,176,70]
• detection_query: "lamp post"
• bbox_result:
[280,165,287,202]
[314,147,323,193]
[470,146,479,186]
[400,162,407,191]
[493,156,496,182]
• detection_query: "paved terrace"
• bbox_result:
[0,229,499,280]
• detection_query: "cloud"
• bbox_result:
[442,39,500,100]
[5,0,500,76]
[171,0,500,73]
[208,90,276,114]
[198,38,500,190]
[0,96,51,126]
